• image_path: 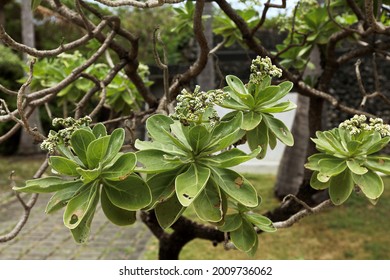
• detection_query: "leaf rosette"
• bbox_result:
[219,74,296,159]
[14,123,151,243]
[305,124,390,205]
[135,113,262,229]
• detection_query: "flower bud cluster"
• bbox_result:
[339,114,390,137]
[40,116,92,153]
[172,86,227,126]
[249,56,282,84]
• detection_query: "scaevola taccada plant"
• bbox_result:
[218,56,296,159]
[14,117,151,243]
[305,114,390,205]
[135,65,282,254]
[14,57,293,255]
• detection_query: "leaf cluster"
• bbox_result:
[14,124,151,243]
[306,127,390,205]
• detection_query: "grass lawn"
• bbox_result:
[144,174,390,260]
[2,156,389,260]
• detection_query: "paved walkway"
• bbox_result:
[0,192,153,260]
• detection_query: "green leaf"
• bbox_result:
[31,0,42,11]
[193,180,223,222]
[146,114,174,144]
[155,194,185,229]
[102,128,125,165]
[346,159,368,175]
[136,149,184,173]
[260,100,297,113]
[175,164,210,207]
[245,213,276,233]
[261,81,293,106]
[103,175,152,211]
[49,156,79,177]
[14,177,81,193]
[262,114,294,146]
[329,170,354,205]
[242,111,262,131]
[145,169,181,210]
[101,188,136,226]
[70,129,96,166]
[305,153,334,171]
[135,139,187,156]
[247,120,268,158]
[203,147,261,168]
[365,156,390,174]
[63,183,98,229]
[230,218,257,252]
[310,171,331,190]
[366,137,390,155]
[70,189,99,244]
[45,181,84,214]
[101,152,136,181]
[254,86,280,106]
[188,125,211,153]
[218,213,243,232]
[318,158,347,176]
[56,144,83,166]
[76,167,100,184]
[211,167,258,208]
[226,75,249,99]
[170,121,192,150]
[352,170,384,200]
[86,135,111,168]
[92,123,107,138]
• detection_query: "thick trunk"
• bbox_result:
[17,0,44,155]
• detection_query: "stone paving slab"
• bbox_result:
[0,192,153,260]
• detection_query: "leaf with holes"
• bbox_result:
[193,180,224,222]
[45,181,84,214]
[211,167,258,208]
[175,164,210,207]
[63,183,98,229]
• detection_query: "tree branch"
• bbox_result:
[0,159,48,243]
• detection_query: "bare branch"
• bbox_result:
[168,0,209,98]
[0,21,108,58]
[0,159,49,243]
[17,59,46,142]
[89,81,107,118]
[93,0,184,8]
[273,199,333,229]
[250,0,286,37]
[153,27,170,100]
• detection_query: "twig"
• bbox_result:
[89,81,107,118]
[153,27,170,101]
[16,59,46,142]
[0,21,108,58]
[93,0,184,8]
[273,199,333,229]
[0,159,49,242]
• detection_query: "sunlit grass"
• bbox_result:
[145,175,390,260]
